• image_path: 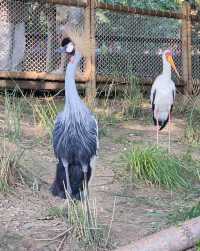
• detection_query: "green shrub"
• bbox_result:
[124,146,191,190]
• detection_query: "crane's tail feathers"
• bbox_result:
[50,159,92,201]
[50,160,66,199]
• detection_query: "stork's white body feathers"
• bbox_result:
[150,50,177,130]
[151,74,176,124]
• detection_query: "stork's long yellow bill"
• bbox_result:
[166,54,180,78]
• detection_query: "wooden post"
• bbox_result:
[182,1,192,95]
[85,0,96,100]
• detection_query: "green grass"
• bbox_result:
[4,90,23,141]
[122,76,143,119]
[168,202,200,226]
[175,94,200,146]
[32,97,59,139]
[65,192,115,250]
[123,146,192,190]
[0,140,25,193]
[47,206,67,218]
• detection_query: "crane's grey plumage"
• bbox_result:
[50,41,98,200]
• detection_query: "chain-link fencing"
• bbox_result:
[0,0,200,91]
[0,1,85,74]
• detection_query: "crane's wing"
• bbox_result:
[88,114,99,154]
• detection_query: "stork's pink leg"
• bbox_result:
[168,112,171,153]
[156,111,159,147]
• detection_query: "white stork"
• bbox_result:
[150,49,180,152]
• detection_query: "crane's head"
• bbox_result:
[163,49,180,78]
[58,37,75,59]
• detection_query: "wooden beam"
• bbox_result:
[95,2,184,19]
[0,71,89,82]
[0,80,86,91]
[182,1,192,95]
[46,0,87,7]
[113,216,200,251]
[96,75,184,86]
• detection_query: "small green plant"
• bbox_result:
[123,146,191,190]
[47,206,67,218]
[168,202,200,224]
[0,140,25,192]
[4,90,23,141]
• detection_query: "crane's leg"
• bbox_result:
[62,159,72,196]
[168,112,171,153]
[89,156,96,186]
[82,165,89,199]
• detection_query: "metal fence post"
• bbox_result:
[182,1,192,95]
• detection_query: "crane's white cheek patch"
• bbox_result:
[66,42,74,53]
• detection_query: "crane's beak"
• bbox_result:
[166,54,180,78]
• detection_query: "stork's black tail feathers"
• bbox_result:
[50,158,91,200]
[153,115,169,131]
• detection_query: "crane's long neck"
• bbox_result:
[162,57,171,79]
[64,52,82,113]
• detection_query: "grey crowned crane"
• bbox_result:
[150,49,180,152]
[50,37,98,200]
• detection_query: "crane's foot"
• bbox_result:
[49,182,66,199]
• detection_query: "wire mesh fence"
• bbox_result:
[0,1,85,74]
[0,0,200,92]
[96,9,182,81]
[96,0,182,12]
[191,21,200,95]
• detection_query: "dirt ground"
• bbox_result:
[0,109,200,251]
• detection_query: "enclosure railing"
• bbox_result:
[0,0,199,96]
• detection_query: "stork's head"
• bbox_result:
[162,49,180,78]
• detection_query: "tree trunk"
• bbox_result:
[114,217,200,251]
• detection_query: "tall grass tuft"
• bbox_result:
[175,94,200,145]
[122,76,143,118]
[4,90,23,141]
[0,139,25,192]
[32,97,58,139]
[66,192,115,250]
[123,146,191,190]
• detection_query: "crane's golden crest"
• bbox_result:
[63,22,91,57]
